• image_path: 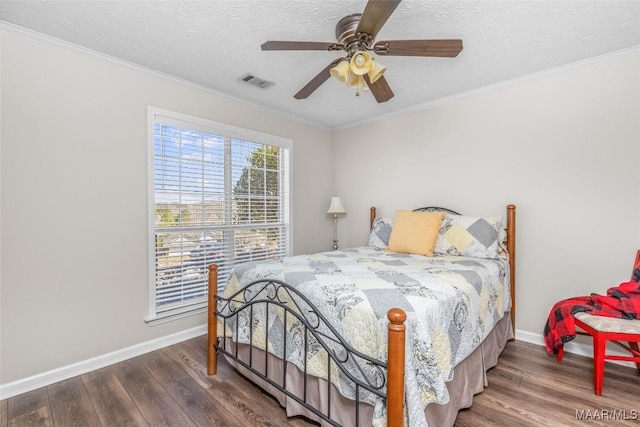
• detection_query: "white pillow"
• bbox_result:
[434,214,503,259]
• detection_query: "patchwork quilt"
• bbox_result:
[218,247,511,427]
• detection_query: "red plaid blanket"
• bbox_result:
[544,278,640,355]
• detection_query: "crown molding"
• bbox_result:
[337,45,640,130]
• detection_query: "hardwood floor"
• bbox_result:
[1,337,639,426]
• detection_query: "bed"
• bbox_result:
[207,204,516,427]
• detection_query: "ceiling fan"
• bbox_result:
[261,0,463,103]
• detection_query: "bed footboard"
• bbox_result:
[207,264,407,427]
[207,264,218,375]
[386,308,407,426]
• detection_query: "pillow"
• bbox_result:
[434,214,503,259]
[387,210,445,256]
[369,217,394,250]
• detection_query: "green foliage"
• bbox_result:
[155,208,177,256]
[233,145,280,226]
[156,208,176,227]
[179,206,192,224]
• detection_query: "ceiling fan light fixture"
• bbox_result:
[350,74,365,96]
[346,73,366,89]
[330,60,350,84]
[349,51,373,75]
[367,59,386,84]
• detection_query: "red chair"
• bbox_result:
[557,251,640,395]
[556,313,640,395]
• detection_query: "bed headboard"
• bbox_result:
[369,206,461,229]
[413,206,461,215]
[369,204,517,332]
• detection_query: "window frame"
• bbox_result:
[146,107,292,324]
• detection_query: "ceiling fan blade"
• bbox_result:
[356,0,401,39]
[364,74,394,103]
[373,39,463,57]
[294,59,344,99]
[262,41,345,51]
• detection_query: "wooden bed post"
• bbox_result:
[506,204,516,333]
[370,206,377,230]
[208,264,218,375]
[387,308,407,427]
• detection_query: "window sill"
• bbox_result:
[145,303,207,326]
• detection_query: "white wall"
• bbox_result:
[0,30,334,387]
[333,50,640,337]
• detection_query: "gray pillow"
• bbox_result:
[368,217,394,250]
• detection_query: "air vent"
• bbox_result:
[239,73,275,89]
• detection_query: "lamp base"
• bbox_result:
[332,215,339,250]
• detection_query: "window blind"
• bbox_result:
[148,108,290,321]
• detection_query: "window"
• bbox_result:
[147,108,291,322]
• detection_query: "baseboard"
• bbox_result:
[0,325,207,400]
[2,326,634,400]
[515,328,637,368]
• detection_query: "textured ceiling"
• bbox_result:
[1,0,639,128]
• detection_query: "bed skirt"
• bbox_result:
[222,312,513,427]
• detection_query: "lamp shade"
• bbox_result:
[330,60,350,84]
[326,196,346,214]
[367,59,386,84]
[349,51,373,76]
[346,73,366,89]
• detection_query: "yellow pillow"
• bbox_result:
[387,210,445,256]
